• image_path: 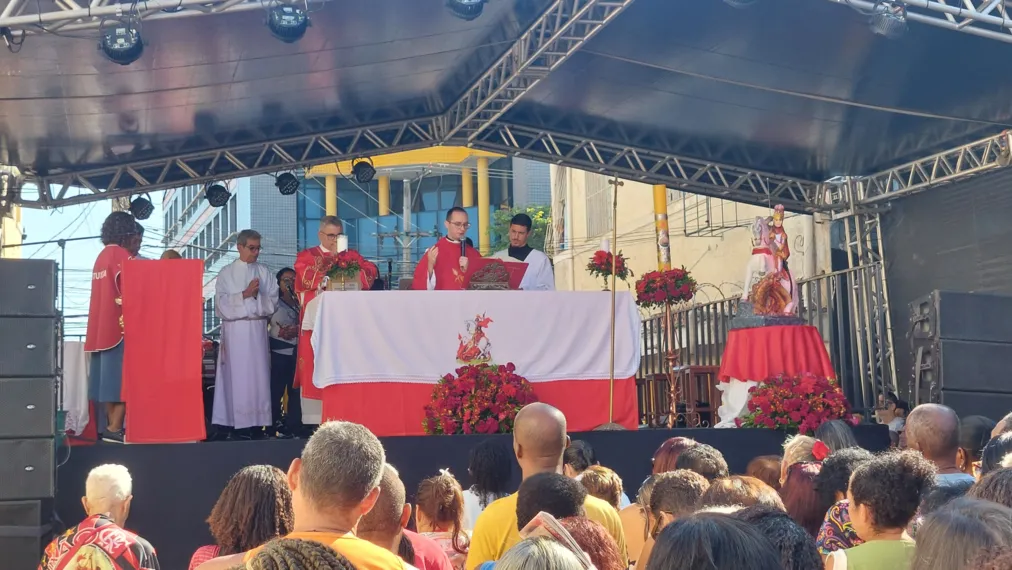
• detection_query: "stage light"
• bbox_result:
[351,158,376,184]
[129,195,154,220]
[275,172,300,196]
[446,0,486,21]
[870,2,906,39]
[205,183,231,208]
[99,19,144,65]
[267,5,310,43]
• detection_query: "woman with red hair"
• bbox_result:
[779,462,824,537]
[651,437,698,474]
[559,516,626,570]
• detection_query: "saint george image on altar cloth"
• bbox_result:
[411,206,483,290]
[490,213,555,291]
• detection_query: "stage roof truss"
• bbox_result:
[0,0,323,34]
[21,118,442,208]
[471,123,829,213]
[851,130,1011,206]
[443,0,635,143]
[826,0,1012,44]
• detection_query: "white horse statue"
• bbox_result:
[741,216,798,316]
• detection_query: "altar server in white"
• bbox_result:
[212,229,279,437]
[492,213,555,291]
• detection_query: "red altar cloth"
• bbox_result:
[317,377,637,436]
[717,325,835,383]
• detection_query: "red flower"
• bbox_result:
[737,373,853,435]
[422,363,538,435]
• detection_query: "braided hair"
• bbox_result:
[243,539,356,570]
[207,465,294,555]
[100,211,139,247]
[416,471,470,556]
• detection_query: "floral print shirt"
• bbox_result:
[816,500,864,555]
[39,514,159,570]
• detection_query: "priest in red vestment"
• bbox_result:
[294,215,378,401]
[411,207,482,290]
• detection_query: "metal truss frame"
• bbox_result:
[470,122,830,212]
[849,130,1011,206]
[442,0,635,142]
[825,0,1012,44]
[11,118,442,209]
[0,0,324,34]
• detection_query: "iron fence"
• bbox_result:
[637,263,893,424]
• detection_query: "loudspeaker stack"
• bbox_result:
[0,259,59,569]
[910,290,1012,420]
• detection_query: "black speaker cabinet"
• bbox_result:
[0,439,55,500]
[0,499,52,570]
[0,318,57,378]
[939,389,1012,423]
[911,290,1012,343]
[0,378,55,438]
[0,259,57,317]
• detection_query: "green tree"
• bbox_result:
[490,205,551,256]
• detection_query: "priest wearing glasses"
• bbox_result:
[492,213,555,290]
[412,207,482,290]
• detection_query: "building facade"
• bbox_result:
[163,175,297,332]
[0,204,22,258]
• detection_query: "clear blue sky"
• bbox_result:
[19,189,166,338]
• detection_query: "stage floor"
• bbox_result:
[55,426,888,569]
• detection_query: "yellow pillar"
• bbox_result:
[378,175,390,216]
[461,167,474,208]
[325,175,338,216]
[477,158,490,255]
[653,184,671,271]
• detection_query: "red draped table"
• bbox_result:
[717,325,835,383]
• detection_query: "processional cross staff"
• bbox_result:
[607,177,623,424]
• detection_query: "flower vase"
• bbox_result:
[602,277,610,291]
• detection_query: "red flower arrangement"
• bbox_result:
[324,250,366,281]
[423,362,538,435]
[587,250,632,289]
[634,267,697,310]
[735,372,857,435]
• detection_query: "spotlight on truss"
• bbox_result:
[870,2,906,39]
[351,158,376,184]
[447,0,486,21]
[129,195,154,220]
[276,172,300,196]
[267,5,310,43]
[99,18,144,65]
[206,183,231,208]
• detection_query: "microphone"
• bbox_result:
[460,239,467,258]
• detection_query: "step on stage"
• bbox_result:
[56,426,889,569]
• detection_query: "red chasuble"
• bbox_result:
[410,238,482,290]
[85,244,133,352]
[294,246,378,398]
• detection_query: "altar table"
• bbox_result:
[301,291,641,436]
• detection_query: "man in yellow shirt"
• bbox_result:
[196,421,406,570]
[464,403,627,570]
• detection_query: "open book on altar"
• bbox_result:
[468,258,527,290]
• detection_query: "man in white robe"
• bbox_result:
[491,213,555,291]
[213,229,279,439]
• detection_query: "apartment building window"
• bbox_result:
[212,215,221,248]
[229,196,238,234]
[584,172,613,237]
[221,200,230,240]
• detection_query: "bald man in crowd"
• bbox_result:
[905,403,975,486]
[358,464,453,570]
[464,403,627,570]
[993,411,1012,438]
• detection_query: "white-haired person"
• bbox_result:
[39,464,159,569]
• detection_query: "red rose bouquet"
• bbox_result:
[324,250,365,281]
[587,250,632,289]
[634,267,697,310]
[423,362,538,435]
[735,372,856,435]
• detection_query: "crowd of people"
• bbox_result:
[85,207,556,444]
[39,401,1012,570]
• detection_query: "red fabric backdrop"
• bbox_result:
[319,377,638,436]
[717,325,835,383]
[121,259,206,443]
